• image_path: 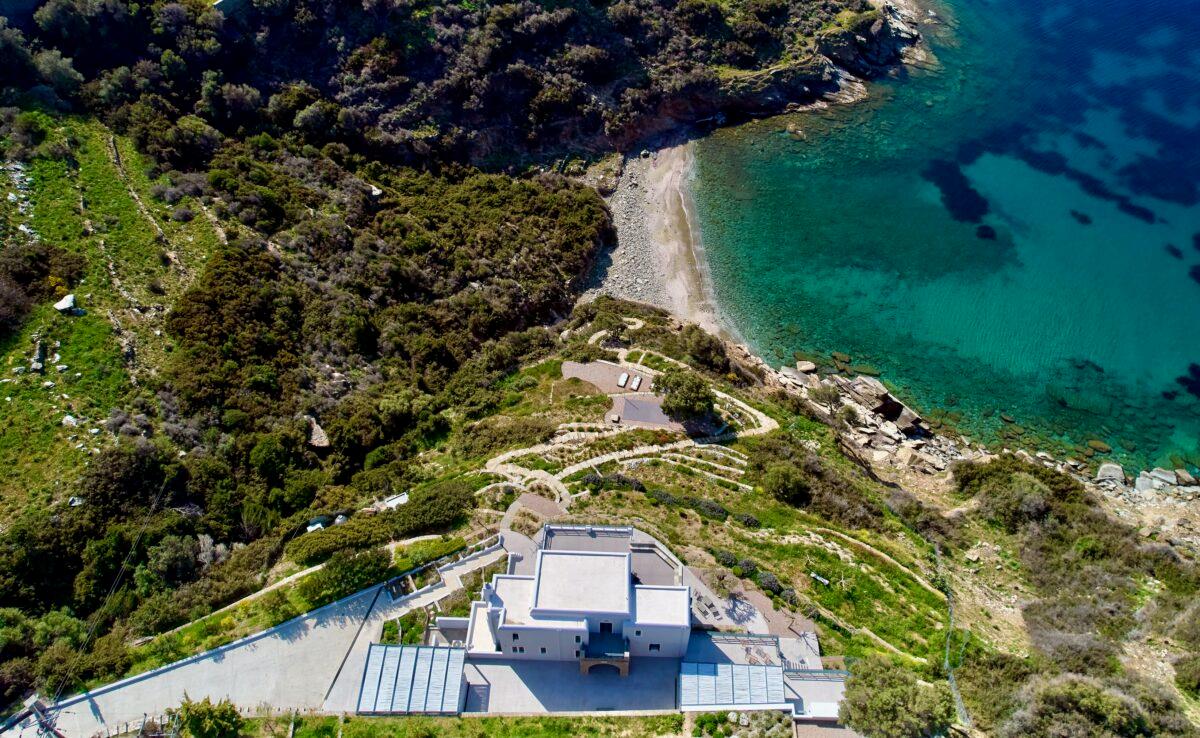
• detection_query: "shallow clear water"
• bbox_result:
[692,0,1200,470]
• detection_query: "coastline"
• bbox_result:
[581,134,1199,554]
[585,142,730,340]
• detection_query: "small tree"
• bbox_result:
[655,367,714,419]
[839,655,954,738]
[174,696,243,738]
[762,463,811,506]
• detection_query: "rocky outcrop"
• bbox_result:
[816,3,921,78]
[609,1,921,150]
[830,374,927,436]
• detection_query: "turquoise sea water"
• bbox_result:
[692,0,1200,470]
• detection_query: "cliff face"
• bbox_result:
[608,1,920,151]
[817,4,921,77]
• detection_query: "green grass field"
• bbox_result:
[0,117,222,514]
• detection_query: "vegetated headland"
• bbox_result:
[6,0,1196,735]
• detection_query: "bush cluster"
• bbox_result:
[580,472,646,492]
[746,432,884,530]
[645,488,727,520]
[953,457,1200,730]
[285,481,475,565]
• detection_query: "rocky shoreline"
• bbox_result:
[744,348,1200,553]
[582,0,1197,550]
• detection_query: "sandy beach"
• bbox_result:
[583,142,727,337]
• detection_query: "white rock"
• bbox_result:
[56,364,69,372]
[62,415,78,427]
[1177,469,1196,485]
[88,428,100,435]
[42,381,55,388]
[1148,468,1177,485]
[1134,473,1155,493]
[1096,463,1124,483]
[795,360,818,373]
[53,294,76,312]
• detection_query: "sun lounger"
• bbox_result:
[630,375,642,391]
[617,372,629,387]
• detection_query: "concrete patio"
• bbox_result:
[461,657,680,713]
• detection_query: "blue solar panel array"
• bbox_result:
[357,644,466,714]
[679,662,787,709]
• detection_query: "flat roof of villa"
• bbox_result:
[532,550,630,615]
[490,575,535,624]
[632,585,690,626]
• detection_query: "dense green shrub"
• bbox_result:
[839,655,954,738]
[285,480,475,565]
[1173,654,1200,698]
[999,674,1193,738]
[746,432,884,530]
[976,471,1051,533]
[174,696,243,738]
[656,367,715,419]
[296,548,391,606]
[456,416,557,460]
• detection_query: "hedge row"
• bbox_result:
[285,480,475,565]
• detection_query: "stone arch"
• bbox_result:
[580,660,627,677]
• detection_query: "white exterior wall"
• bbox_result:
[494,624,586,660]
[626,622,689,658]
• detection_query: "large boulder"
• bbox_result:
[834,375,926,436]
[1095,463,1125,483]
[53,294,76,313]
[1148,468,1178,485]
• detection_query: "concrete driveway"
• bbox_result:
[32,586,383,738]
[7,549,509,738]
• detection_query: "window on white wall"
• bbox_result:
[575,635,581,643]
[635,630,641,636]
[649,644,661,652]
[540,647,547,654]
[512,633,519,640]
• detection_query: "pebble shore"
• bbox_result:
[581,152,672,309]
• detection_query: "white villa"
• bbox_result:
[354,524,854,733]
[463,547,691,669]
